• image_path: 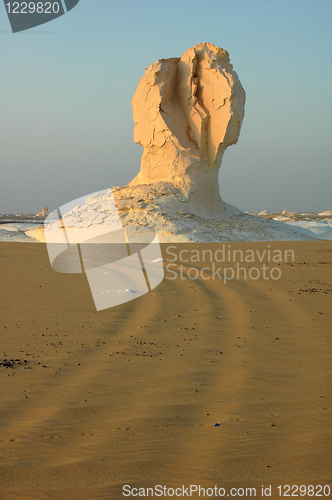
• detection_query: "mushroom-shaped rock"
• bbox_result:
[130,42,245,217]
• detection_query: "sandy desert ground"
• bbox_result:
[0,241,331,499]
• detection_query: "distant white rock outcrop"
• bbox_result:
[36,206,48,217]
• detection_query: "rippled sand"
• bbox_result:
[0,242,331,499]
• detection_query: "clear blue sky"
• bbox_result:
[1,0,331,214]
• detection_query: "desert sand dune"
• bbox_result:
[0,241,331,499]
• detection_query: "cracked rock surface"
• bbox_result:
[130,43,245,219]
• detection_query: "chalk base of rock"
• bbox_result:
[26,184,318,243]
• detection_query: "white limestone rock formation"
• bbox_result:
[36,206,48,217]
[25,44,319,243]
[130,43,245,218]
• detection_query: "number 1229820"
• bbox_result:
[5,2,60,14]
[277,484,331,496]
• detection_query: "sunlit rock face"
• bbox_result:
[130,42,245,218]
[26,46,321,243]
